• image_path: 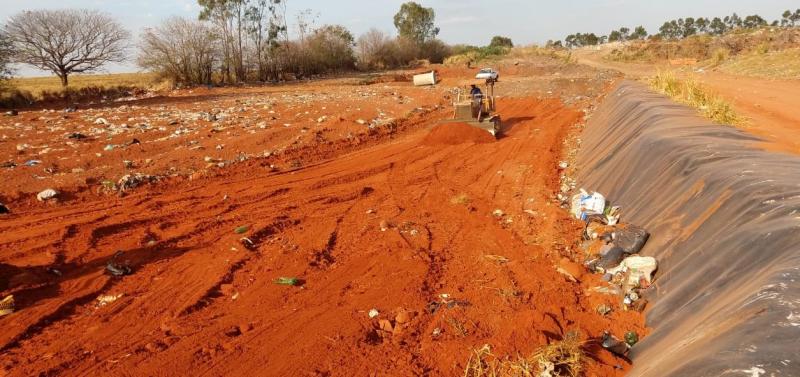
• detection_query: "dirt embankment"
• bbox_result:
[0,60,642,376]
[574,47,800,155]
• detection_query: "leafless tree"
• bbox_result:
[3,9,129,88]
[137,18,220,85]
[0,30,14,90]
[357,29,400,70]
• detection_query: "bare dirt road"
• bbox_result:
[1,60,642,376]
[575,50,800,155]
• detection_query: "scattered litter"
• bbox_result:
[104,144,115,151]
[368,308,379,318]
[624,331,639,346]
[613,225,650,255]
[68,132,88,140]
[37,188,59,201]
[0,295,14,316]
[601,331,630,356]
[427,293,470,313]
[596,304,612,316]
[240,237,256,250]
[234,225,250,234]
[274,277,300,286]
[106,251,133,276]
[606,255,658,289]
[24,160,42,166]
[117,173,159,191]
[570,189,605,221]
[4,110,18,116]
[96,294,124,308]
[558,161,569,169]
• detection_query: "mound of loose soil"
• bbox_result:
[423,122,496,146]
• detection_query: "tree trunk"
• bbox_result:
[59,73,68,89]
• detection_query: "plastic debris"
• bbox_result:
[601,331,630,356]
[570,189,606,221]
[24,160,42,166]
[234,225,250,234]
[613,225,650,255]
[106,252,133,276]
[596,304,612,316]
[0,295,14,316]
[624,331,639,346]
[96,294,124,308]
[274,277,300,286]
[607,255,658,288]
[37,188,59,201]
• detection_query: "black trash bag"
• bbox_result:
[585,246,626,272]
[614,225,650,255]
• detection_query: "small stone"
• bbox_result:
[395,310,411,324]
[37,189,58,201]
[368,308,379,318]
[558,161,569,169]
[123,160,134,169]
[378,319,393,332]
[16,143,30,152]
[356,119,366,125]
[94,118,109,125]
[492,209,505,217]
[104,144,115,151]
[379,220,390,232]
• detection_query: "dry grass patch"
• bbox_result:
[719,48,800,79]
[649,71,742,126]
[464,331,584,377]
[9,72,159,98]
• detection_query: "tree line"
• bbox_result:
[559,9,800,48]
[0,1,517,90]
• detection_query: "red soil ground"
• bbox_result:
[1,63,643,376]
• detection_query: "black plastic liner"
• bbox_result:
[577,81,800,376]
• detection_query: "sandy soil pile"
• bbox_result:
[422,122,496,146]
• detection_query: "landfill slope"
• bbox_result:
[577,81,800,376]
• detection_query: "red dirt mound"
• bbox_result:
[423,122,496,146]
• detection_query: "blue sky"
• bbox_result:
[2,0,798,76]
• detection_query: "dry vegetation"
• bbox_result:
[606,28,800,66]
[8,73,159,97]
[649,71,742,125]
[464,332,584,377]
[0,72,161,108]
[718,48,800,79]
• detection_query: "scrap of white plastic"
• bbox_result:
[607,255,658,287]
[570,189,606,220]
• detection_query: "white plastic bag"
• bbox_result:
[570,189,606,220]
